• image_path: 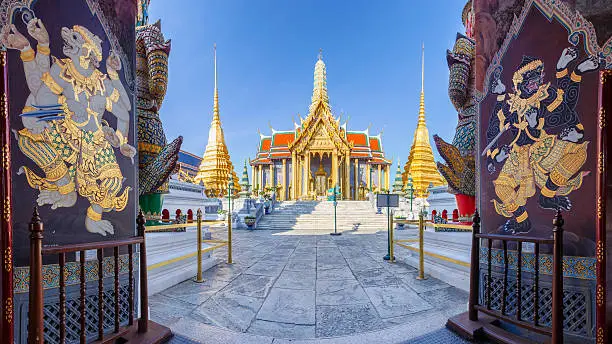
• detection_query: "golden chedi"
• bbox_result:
[195,44,240,197]
[403,44,445,198]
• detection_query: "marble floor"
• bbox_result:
[151,227,474,343]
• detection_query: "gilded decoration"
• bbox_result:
[4,297,12,323]
[596,240,604,262]
[3,195,9,222]
[1,12,136,236]
[2,143,9,170]
[595,284,603,307]
[596,327,604,344]
[1,93,6,118]
[597,197,602,219]
[4,246,12,272]
[600,108,606,129]
[598,152,604,174]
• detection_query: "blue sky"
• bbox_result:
[148,0,467,175]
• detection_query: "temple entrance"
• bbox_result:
[315,163,327,196]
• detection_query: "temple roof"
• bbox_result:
[251,51,390,166]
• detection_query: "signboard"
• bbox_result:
[376,194,399,208]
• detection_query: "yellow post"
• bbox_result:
[390,212,395,263]
[227,201,233,264]
[194,209,205,283]
[416,212,427,280]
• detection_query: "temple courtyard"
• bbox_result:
[151,227,477,343]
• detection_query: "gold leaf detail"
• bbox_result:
[3,195,9,222]
[599,152,604,175]
[4,297,12,323]
[596,284,604,307]
[597,197,602,219]
[596,327,604,344]
[600,108,606,129]
[596,240,604,263]
[2,144,9,171]
[3,246,11,272]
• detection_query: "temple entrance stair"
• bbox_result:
[255,200,388,232]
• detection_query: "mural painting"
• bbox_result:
[477,0,612,340]
[1,0,137,266]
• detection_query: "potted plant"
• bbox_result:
[244,215,256,229]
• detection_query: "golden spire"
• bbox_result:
[403,43,445,198]
[195,44,240,196]
[309,48,329,114]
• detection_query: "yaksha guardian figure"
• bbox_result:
[1,18,135,236]
[485,47,599,234]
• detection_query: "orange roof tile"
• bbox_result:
[261,138,271,151]
[369,138,381,151]
[347,133,368,146]
[272,133,295,147]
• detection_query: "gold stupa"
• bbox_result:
[402,44,445,198]
[195,44,240,197]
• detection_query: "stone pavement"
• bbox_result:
[152,228,477,343]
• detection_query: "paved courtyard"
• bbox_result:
[151,228,474,343]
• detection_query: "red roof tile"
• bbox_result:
[347,133,368,146]
[369,138,381,151]
[261,138,271,151]
[272,133,295,147]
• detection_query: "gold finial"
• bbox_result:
[421,42,425,93]
[319,48,323,60]
[214,43,218,90]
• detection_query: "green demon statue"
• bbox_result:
[433,1,477,219]
[137,1,182,223]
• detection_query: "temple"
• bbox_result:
[250,50,391,200]
[194,44,240,196]
[402,44,445,198]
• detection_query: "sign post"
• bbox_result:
[330,185,341,236]
[378,193,399,261]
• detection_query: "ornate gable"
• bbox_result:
[288,102,351,154]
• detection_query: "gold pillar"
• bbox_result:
[269,164,274,188]
[385,165,390,191]
[297,155,302,198]
[258,165,263,191]
[344,155,350,199]
[353,158,359,200]
[366,163,371,190]
[304,152,311,197]
[291,152,296,199]
[282,159,287,201]
[332,151,338,188]
[377,164,382,192]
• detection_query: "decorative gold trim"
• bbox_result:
[597,197,602,219]
[57,181,75,195]
[4,297,12,323]
[1,94,6,119]
[555,69,568,78]
[597,327,604,344]
[3,246,11,273]
[516,211,528,223]
[570,71,582,83]
[19,47,35,62]
[37,44,50,56]
[541,185,556,198]
[87,206,102,221]
[596,284,604,307]
[3,195,10,222]
[2,143,9,170]
[108,69,119,80]
[41,72,64,95]
[599,107,606,129]
[599,152,604,175]
[596,240,604,263]
[546,89,564,112]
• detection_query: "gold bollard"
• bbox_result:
[416,212,427,280]
[390,213,395,263]
[227,208,233,264]
[194,209,205,283]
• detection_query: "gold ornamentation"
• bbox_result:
[57,58,106,100]
[596,284,604,307]
[599,152,604,175]
[72,25,102,61]
[87,206,102,221]
[597,327,604,344]
[596,240,604,263]
[3,195,9,222]
[555,69,568,78]
[600,108,606,128]
[37,44,50,56]
[2,144,9,170]
[0,94,6,119]
[41,72,64,95]
[20,47,35,62]
[108,69,119,80]
[57,181,75,195]
[597,197,602,219]
[512,59,543,86]
[546,88,564,112]
[570,71,582,83]
[4,297,12,323]
[3,246,11,272]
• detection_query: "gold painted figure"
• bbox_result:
[485,48,599,234]
[2,18,135,236]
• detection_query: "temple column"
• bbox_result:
[377,164,382,192]
[332,150,338,188]
[291,152,296,199]
[297,155,302,198]
[303,152,310,197]
[385,166,390,191]
[344,155,350,199]
[282,159,287,200]
[353,158,358,200]
[366,163,371,191]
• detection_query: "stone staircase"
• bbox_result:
[255,200,389,232]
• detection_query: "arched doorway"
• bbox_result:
[162,209,170,221]
[442,209,448,221]
[187,209,194,222]
[452,209,459,222]
[431,209,437,221]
